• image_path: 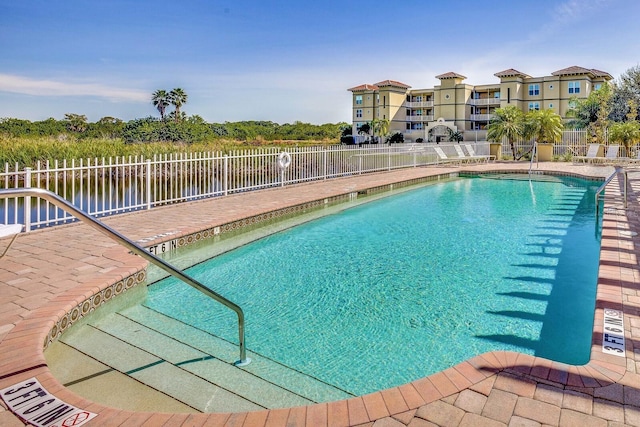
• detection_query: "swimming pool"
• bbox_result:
[146,174,601,396]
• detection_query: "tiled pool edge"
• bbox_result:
[0,165,636,426]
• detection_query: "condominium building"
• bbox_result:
[348,66,612,142]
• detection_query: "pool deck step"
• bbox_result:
[57,305,351,412]
[120,305,352,403]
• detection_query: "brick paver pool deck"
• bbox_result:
[1,162,639,426]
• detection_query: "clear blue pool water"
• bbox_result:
[146,175,601,395]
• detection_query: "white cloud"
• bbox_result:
[0,74,149,102]
[553,0,611,20]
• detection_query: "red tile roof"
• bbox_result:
[373,80,411,89]
[551,66,612,80]
[494,69,531,78]
[590,68,613,79]
[435,72,467,80]
[347,84,380,92]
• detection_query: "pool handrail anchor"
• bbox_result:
[0,223,24,259]
[0,187,251,367]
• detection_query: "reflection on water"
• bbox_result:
[0,175,225,226]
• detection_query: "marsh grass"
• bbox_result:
[1,135,333,168]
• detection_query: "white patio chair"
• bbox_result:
[600,145,621,165]
[433,146,461,165]
[453,145,484,163]
[464,144,493,162]
[573,144,602,164]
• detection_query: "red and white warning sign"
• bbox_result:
[1,377,97,427]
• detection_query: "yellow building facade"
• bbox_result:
[348,66,612,143]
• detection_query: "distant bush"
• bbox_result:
[387,132,404,144]
[340,135,356,145]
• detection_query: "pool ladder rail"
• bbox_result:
[595,167,627,220]
[0,187,251,367]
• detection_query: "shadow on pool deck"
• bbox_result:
[1,162,640,426]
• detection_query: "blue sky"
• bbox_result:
[0,0,638,124]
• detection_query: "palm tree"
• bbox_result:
[152,90,170,120]
[487,106,525,159]
[609,121,640,157]
[167,110,187,123]
[527,109,564,144]
[447,128,463,143]
[372,118,390,144]
[169,88,188,121]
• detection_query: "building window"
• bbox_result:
[594,83,602,90]
[549,103,553,108]
[569,82,580,94]
[528,84,540,96]
[356,109,362,118]
[549,84,554,90]
[528,102,540,111]
[494,92,500,99]
[355,95,363,105]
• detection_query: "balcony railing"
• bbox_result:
[407,115,434,122]
[470,114,495,121]
[406,101,434,108]
[469,98,501,106]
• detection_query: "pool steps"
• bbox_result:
[56,305,352,412]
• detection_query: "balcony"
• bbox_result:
[470,114,495,121]
[469,98,501,106]
[407,115,434,122]
[406,101,434,108]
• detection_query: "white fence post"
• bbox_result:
[323,148,327,180]
[24,167,31,232]
[146,160,152,210]
[224,155,229,196]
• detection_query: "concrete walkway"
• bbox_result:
[1,162,639,426]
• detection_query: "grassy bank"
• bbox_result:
[1,135,338,168]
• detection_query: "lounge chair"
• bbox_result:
[433,146,461,165]
[624,151,640,167]
[600,145,621,165]
[0,223,23,259]
[453,145,480,163]
[573,144,602,163]
[464,144,494,162]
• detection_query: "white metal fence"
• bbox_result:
[1,133,623,232]
[2,143,484,231]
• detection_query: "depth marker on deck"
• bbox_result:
[602,308,625,357]
[1,377,97,427]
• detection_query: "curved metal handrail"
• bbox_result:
[595,167,627,220]
[0,187,250,366]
